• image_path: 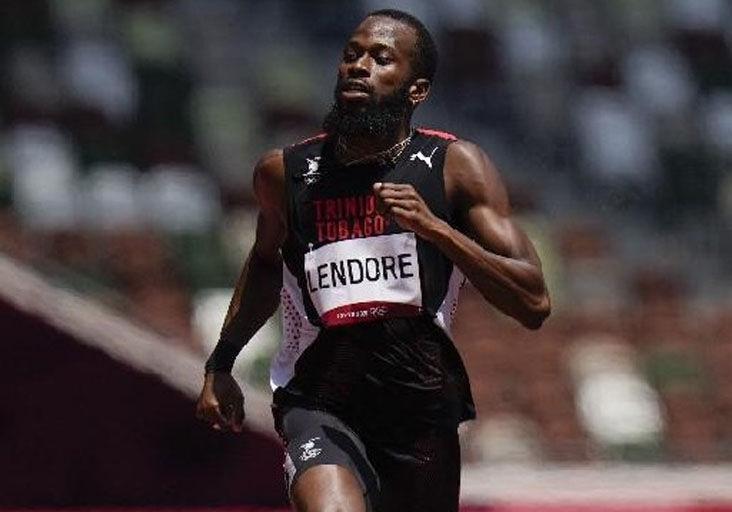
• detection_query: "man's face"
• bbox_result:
[335,16,417,107]
[322,16,418,138]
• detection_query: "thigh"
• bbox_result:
[292,464,365,512]
[369,427,461,512]
[276,407,379,511]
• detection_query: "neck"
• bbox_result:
[336,121,412,162]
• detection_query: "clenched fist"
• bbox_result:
[195,372,245,433]
[373,182,447,242]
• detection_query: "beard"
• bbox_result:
[322,81,411,139]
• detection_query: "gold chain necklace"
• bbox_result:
[336,129,414,167]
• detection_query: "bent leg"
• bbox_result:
[275,407,379,511]
[292,463,366,512]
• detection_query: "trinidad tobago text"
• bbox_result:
[312,194,388,242]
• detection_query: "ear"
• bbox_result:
[408,78,431,107]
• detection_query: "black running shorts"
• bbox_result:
[274,406,461,512]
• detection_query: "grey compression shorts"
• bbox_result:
[273,406,461,512]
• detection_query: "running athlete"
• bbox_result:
[196,9,550,512]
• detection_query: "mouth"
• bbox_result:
[339,80,372,100]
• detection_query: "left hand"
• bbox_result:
[373,182,446,241]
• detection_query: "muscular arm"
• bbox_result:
[440,141,549,328]
[214,149,286,360]
[197,149,285,432]
[375,140,550,329]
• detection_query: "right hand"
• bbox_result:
[195,372,245,433]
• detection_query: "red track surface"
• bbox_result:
[5,506,732,512]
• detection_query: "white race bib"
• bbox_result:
[304,233,423,326]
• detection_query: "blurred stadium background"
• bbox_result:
[1,0,732,510]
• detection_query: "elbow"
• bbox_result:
[520,291,551,330]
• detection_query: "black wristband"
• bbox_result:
[204,339,241,374]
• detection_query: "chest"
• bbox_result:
[291,159,447,247]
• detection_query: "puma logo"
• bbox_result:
[409,147,438,169]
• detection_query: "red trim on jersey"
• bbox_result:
[291,132,328,147]
[416,127,458,141]
[321,301,422,327]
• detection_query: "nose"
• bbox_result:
[346,53,371,78]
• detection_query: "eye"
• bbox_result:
[343,48,359,62]
[375,53,393,65]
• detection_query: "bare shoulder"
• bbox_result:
[444,139,510,215]
[252,148,285,211]
[253,148,284,189]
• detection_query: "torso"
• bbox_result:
[271,128,475,432]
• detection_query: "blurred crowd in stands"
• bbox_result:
[0,0,730,463]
